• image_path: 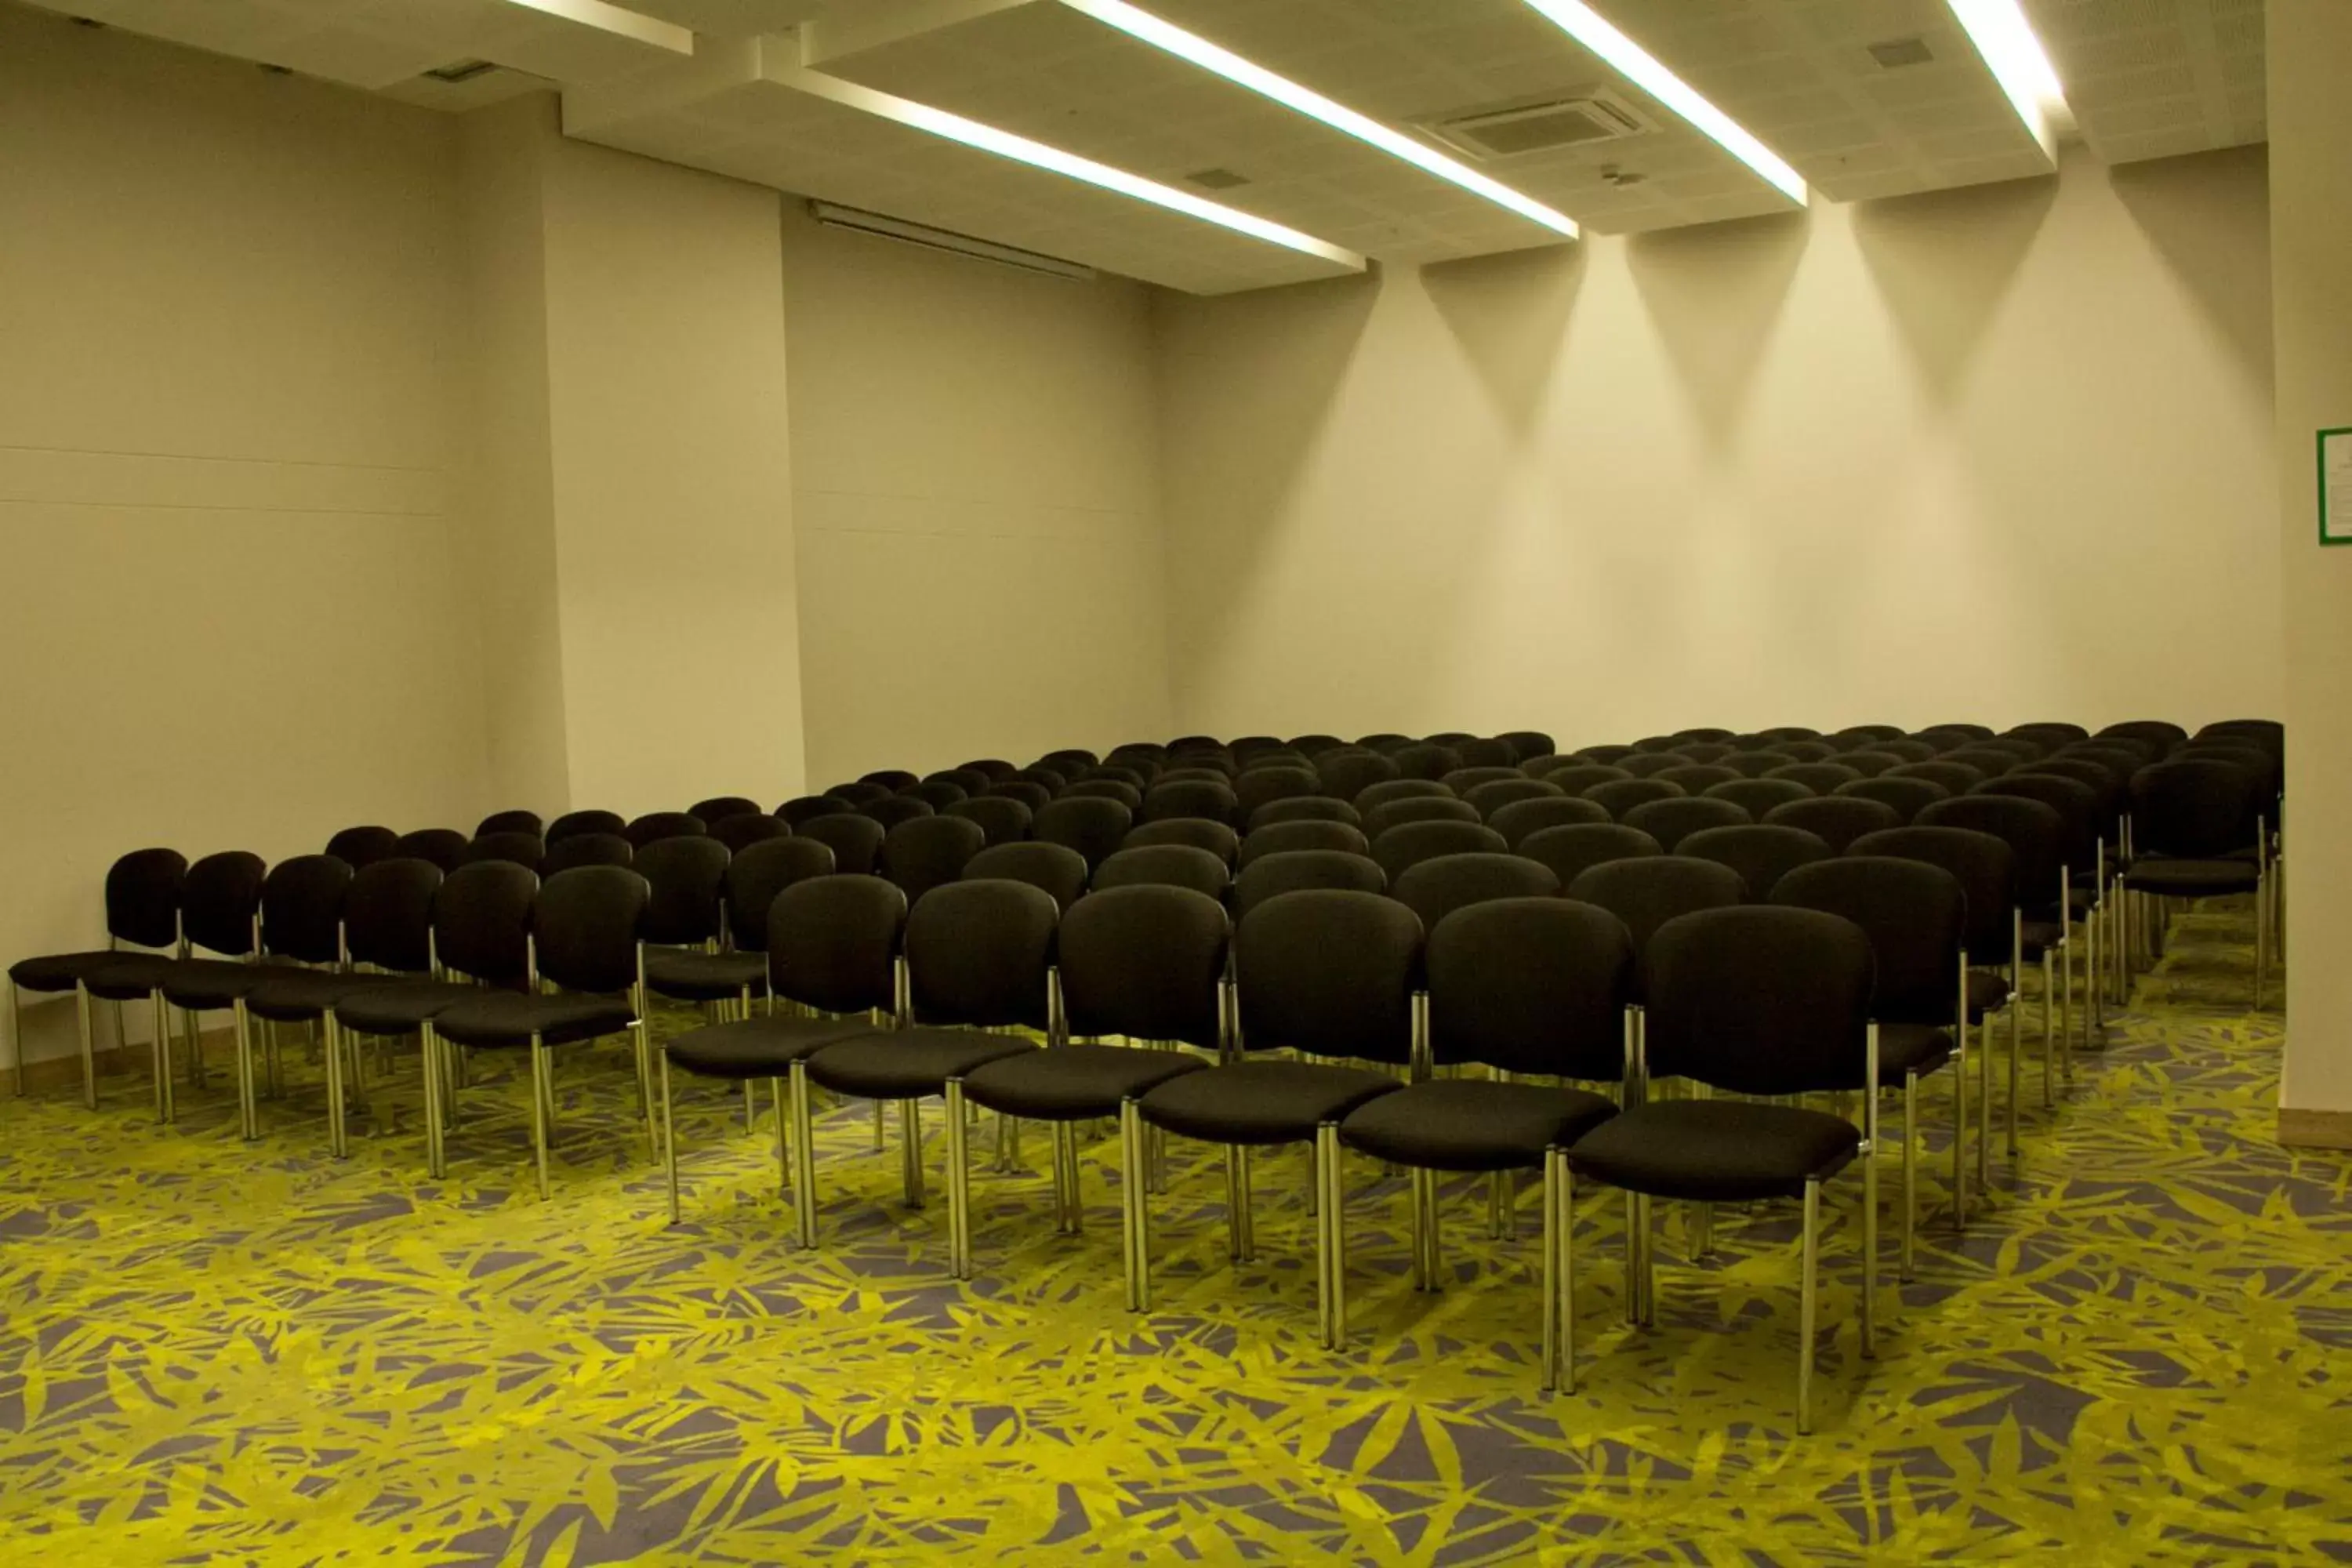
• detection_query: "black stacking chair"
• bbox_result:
[954,885,1225,1286]
[1670,743,1733,764]
[1034,797,1134,871]
[881,815,987,906]
[1335,898,1628,1387]
[1886,760,1984,797]
[1777,856,1972,1259]
[862,796,935,831]
[2009,722,2089,750]
[860,770,918,793]
[930,768,996,797]
[463,832,545,871]
[90,851,269,1131]
[1320,750,1400,801]
[825,780,893,808]
[779,796,857,828]
[710,815,790,853]
[1655,764,1738,796]
[1769,763,1862,795]
[964,841,1090,913]
[1007,767,1073,794]
[543,833,633,875]
[1563,906,1880,1432]
[1356,732,1413,753]
[1374,820,1508,882]
[1706,779,1812,818]
[1671,727,1737,746]
[640,837,768,1024]
[1142,780,1240,829]
[1236,766,1323,824]
[1391,852,1559,931]
[1355,779,1454,815]
[1516,823,1662,890]
[1617,753,1688,779]
[1630,735,1682,755]
[1566,856,1745,957]
[1093,844,1232,900]
[1289,734,1349,759]
[983,781,1055,815]
[1123,817,1240,863]
[1944,746,2028,779]
[1040,748,1101,775]
[1829,724,1906,749]
[626,811,708,848]
[1719,750,1796,779]
[1573,744,1639,766]
[1759,727,1822,745]
[1833,751,1902,778]
[1457,739,1519,769]
[546,809,626,844]
[1362,797,1480,839]
[659,875,902,1229]
[1866,739,1937,764]
[1063,779,1145,810]
[1231,735,1287,764]
[1623,796,1750,853]
[798,880,1053,1245]
[1775,742,1839,764]
[1250,797,1362,831]
[1240,820,1370,866]
[1835,775,1948,823]
[1230,851,1385,917]
[1392,744,1461,782]
[1489,796,1610,848]
[1442,766,1523,797]
[689,797,763,826]
[1682,822,1835,896]
[948,795,1034,848]
[1156,767,1234,789]
[476,810,543,838]
[724,838,835,953]
[2098,720,2187,755]
[1134,891,1412,1341]
[394,829,469,871]
[1766,796,1903,854]
[1499,730,1557,763]
[1534,763,1632,797]
[9,847,185,1109]
[1584,779,1683,819]
[326,826,399,869]
[1465,778,1564,818]
[2117,760,2269,1005]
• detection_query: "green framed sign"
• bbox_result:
[2324,426,2352,546]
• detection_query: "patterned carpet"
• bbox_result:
[2,897,2347,1566]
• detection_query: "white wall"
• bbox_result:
[780,204,1174,791]
[1153,145,2280,749]
[0,9,489,1062]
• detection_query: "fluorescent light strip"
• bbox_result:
[782,67,1367,269]
[1058,0,1578,240]
[1521,0,1806,206]
[503,0,693,56]
[1947,0,2065,159]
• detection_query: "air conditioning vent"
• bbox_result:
[423,59,500,84]
[1418,91,1653,160]
[1867,37,1935,68]
[1186,167,1250,191]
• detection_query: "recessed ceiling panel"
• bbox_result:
[2024,0,2265,165]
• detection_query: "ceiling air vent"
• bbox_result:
[1867,37,1935,68]
[1186,168,1250,191]
[423,59,500,84]
[1418,90,1653,161]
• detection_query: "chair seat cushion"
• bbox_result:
[665,1014,881,1079]
[2019,920,2065,960]
[962,1044,1209,1120]
[644,949,769,1001]
[1880,1023,1955,1079]
[1138,1058,1403,1147]
[158,958,307,1009]
[83,953,182,1001]
[432,991,637,1049]
[1340,1079,1617,1171]
[805,1029,1036,1100]
[246,968,426,1022]
[2122,857,2261,896]
[1966,969,2011,1020]
[336,982,502,1036]
[1566,1098,1861,1202]
[9,951,132,993]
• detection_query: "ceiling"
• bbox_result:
[19,0,2269,293]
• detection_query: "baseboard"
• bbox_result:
[5,1024,242,1098]
[2277,1108,2352,1150]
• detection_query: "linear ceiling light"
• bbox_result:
[782,67,1367,270]
[1058,0,1580,240]
[1520,0,1807,206]
[503,0,693,56]
[1947,0,2067,158]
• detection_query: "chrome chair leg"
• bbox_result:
[232,1000,257,1141]
[1121,1101,1150,1312]
[324,1014,348,1160]
[946,1080,971,1278]
[1318,1123,1345,1351]
[1556,1160,1575,1394]
[789,1062,818,1249]
[1490,1170,1512,1241]
[771,1076,789,1198]
[2041,950,2056,1113]
[76,982,98,1109]
[1797,1178,1820,1436]
[660,1052,681,1225]
[1224,1145,1254,1263]
[899,1099,924,1208]
[528,1034,552,1200]
[1901,1071,1918,1283]
[151,989,173,1124]
[421,1025,445,1179]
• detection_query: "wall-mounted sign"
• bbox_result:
[2322,426,2352,546]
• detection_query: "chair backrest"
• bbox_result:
[928,768,995,797]
[1622,795,1751,853]
[1372,819,1508,883]
[779,795,857,828]
[1828,724,1906,748]
[1643,906,1875,1096]
[1353,778,1454,815]
[1584,778,1684,819]
[1974,774,2101,865]
[542,833,634,875]
[1230,849,1385,916]
[1390,743,1461,781]
[1757,725,1822,744]
[1007,766,1072,793]
[1091,844,1232,899]
[1867,739,1936,763]
[947,794,1035,847]
[1464,777,1563,819]
[344,858,441,975]
[103,848,188,949]
[1834,775,1948,824]
[1240,819,1370,866]
[861,795,935,830]
[982,780,1055,815]
[1141,779,1240,828]
[1355,732,1412,753]
[1654,764,1738,796]
[1515,822,1661,889]
[1630,735,1681,754]
[963,840,1091,913]
[1235,889,1421,1065]
[1835,751,1902,778]
[1670,742,1733,764]
[1059,884,1231,1048]
[1916,793,2067,895]
[1497,729,1555,763]
[2129,760,2257,858]
[325,826,399,870]
[1774,741,1838,764]
[1062,779,1145,809]
[795,812,887,877]
[1033,797,1135,869]
[1456,738,1519,769]
[824,779,892,806]
[1236,765,1323,822]
[546,808,626,844]
[960,757,1019,781]
[1440,765,1522,796]
[1121,816,1240,864]
[2098,720,2187,755]
[475,809,543,839]
[861,769,918,792]
[768,874,904,1015]
[2008,721,2089,748]
[1617,753,1689,779]
[1534,762,1633,796]
[1289,733,1349,759]
[1763,794,1903,854]
[1040,747,1100,773]
[1319,750,1400,800]
[626,811,708,848]
[260,854,351,964]
[1767,762,1862,794]
[1886,760,1986,796]
[1566,855,1746,960]
[724,837,834,952]
[1392,851,1559,931]
[1486,794,1610,848]
[688,796,764,826]
[1363,796,1480,839]
[882,814,989,905]
[1425,898,1633,1079]
[433,860,539,985]
[183,851,267,957]
[635,834,732,946]
[534,866,650,995]
[394,829,468,872]
[1250,795,1363,832]
[1943,746,2027,778]
[463,831,545,872]
[1678,822,1834,899]
[1706,777,1813,817]
[1573,744,1638,764]
[1849,825,2016,958]
[1774,856,1965,1022]
[906,879,1058,1030]
[710,814,791,852]
[1719,750,1796,779]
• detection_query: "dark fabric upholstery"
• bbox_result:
[862,796,936,831]
[546,810,627,844]
[1138,1058,1402,1145]
[2130,760,2258,859]
[1230,851,1385,917]
[1918,795,2067,895]
[907,879,1057,1029]
[626,811,709,848]
[394,829,469,872]
[861,770,919,792]
[1341,1079,1617,1171]
[1240,819,1370,866]
[722,838,833,953]
[1353,779,1454,815]
[1566,856,1745,959]
[256,855,351,964]
[336,980,495,1035]
[795,813,886,877]
[158,957,307,1009]
[1534,763,1632,795]
[710,815,791,853]
[9,951,129,993]
[345,858,441,973]
[435,862,539,985]
[1641,907,1875,1096]
[881,815,988,905]
[1463,778,1563,819]
[963,841,1091,913]
[1706,779,1813,818]
[433,991,637,1049]
[1062,779,1145,809]
[2120,857,2261,895]
[1091,844,1230,899]
[1622,796,1751,853]
[533,868,648,994]
[823,781,893,807]
[1371,819,1508,882]
[246,967,420,1023]
[768,876,904,1016]
[1439,766,1523,796]
[1849,826,2016,957]
[637,837,731,946]
[1236,767,1323,822]
[1235,889,1420,1066]
[1584,778,1685,819]
[1392,853,1559,932]
[180,851,267,956]
[1515,823,1662,890]
[1361,796,1480,840]
[1764,796,1902,853]
[1880,1023,1956,1077]
[543,833,633,876]
[1319,750,1401,800]
[1121,817,1240,864]
[1719,751,1797,779]
[778,796,858,828]
[805,1027,1036,1098]
[1059,884,1229,1046]
[1678,824,1833,899]
[1887,761,1987,797]
[1497,731,1556,764]
[1488,795,1610,848]
[1835,776,1948,823]
[665,1013,880,1078]
[982,781,1054,815]
[1391,744,1462,782]
[1250,796,1362,831]
[1427,898,1634,1078]
[1141,780,1240,828]
[1033,797,1134,870]
[947,795,1035,848]
[963,1044,1208,1119]
[644,948,768,1000]
[325,827,398,870]
[688,797,764,825]
[83,953,179,1001]
[1653,764,1738,795]
[1773,857,1965,1020]
[463,832,545,872]
[1568,1098,1862,1201]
